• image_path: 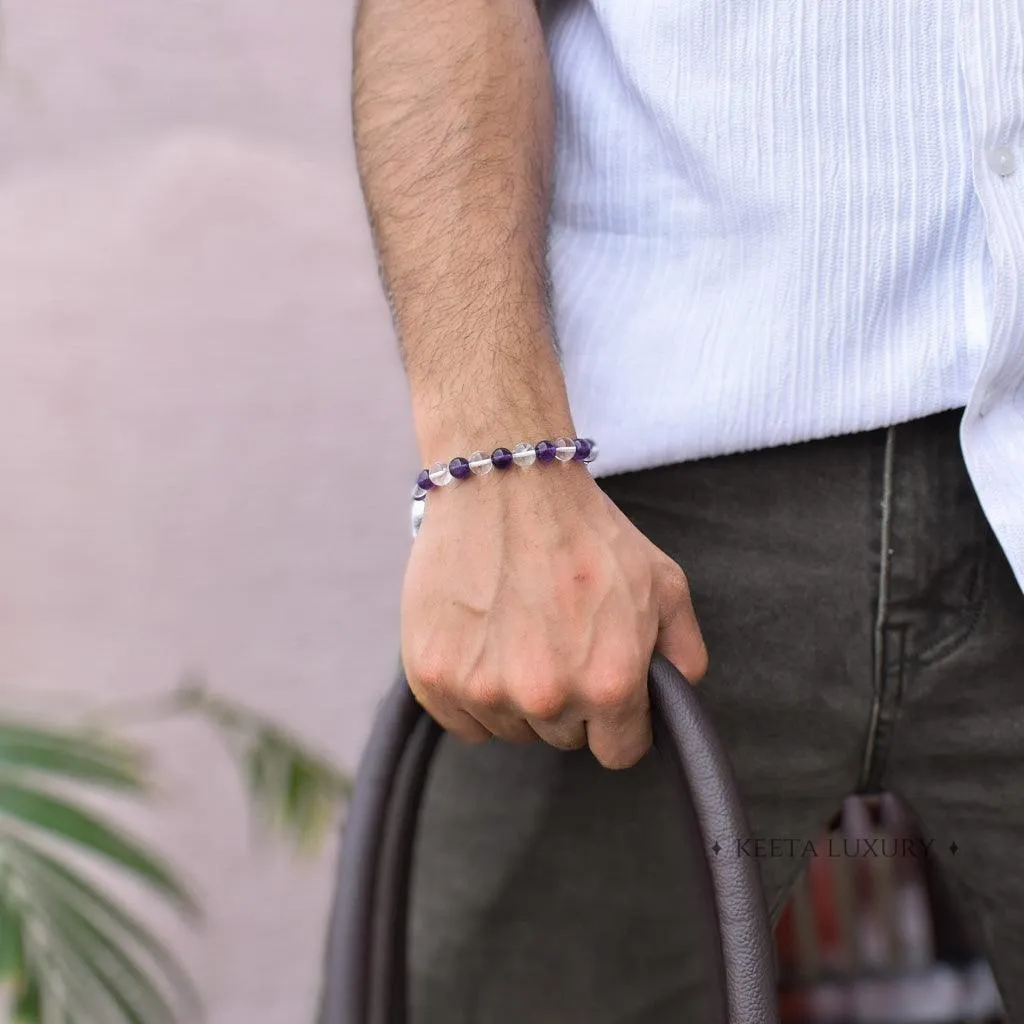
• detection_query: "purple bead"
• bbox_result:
[491,447,514,469]
[449,456,471,480]
[535,440,558,463]
[417,468,436,490]
[572,438,592,461]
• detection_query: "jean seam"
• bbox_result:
[866,625,908,791]
[858,425,897,791]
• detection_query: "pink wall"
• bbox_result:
[0,2,410,1019]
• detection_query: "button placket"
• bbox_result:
[958,0,1024,427]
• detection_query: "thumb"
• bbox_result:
[651,556,709,684]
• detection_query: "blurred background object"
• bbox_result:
[0,1,413,1020]
[0,682,349,1024]
[774,793,1005,1024]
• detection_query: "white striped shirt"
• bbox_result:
[545,0,1024,592]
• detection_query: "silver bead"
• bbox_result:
[583,441,599,463]
[428,460,452,486]
[412,484,428,500]
[511,442,536,467]
[554,438,576,462]
[468,451,494,476]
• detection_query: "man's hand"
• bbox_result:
[352,0,705,766]
[401,462,708,769]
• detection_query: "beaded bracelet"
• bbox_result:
[411,436,599,538]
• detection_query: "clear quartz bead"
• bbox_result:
[468,451,494,475]
[428,460,452,486]
[554,438,576,462]
[511,442,536,467]
[412,484,428,500]
[583,441,599,463]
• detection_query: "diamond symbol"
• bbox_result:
[949,842,959,856]
[711,841,722,856]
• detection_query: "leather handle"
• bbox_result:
[319,650,778,1023]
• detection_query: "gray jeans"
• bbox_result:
[407,407,1024,1022]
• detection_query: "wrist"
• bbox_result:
[407,327,572,464]
[410,435,598,538]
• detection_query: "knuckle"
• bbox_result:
[515,679,570,721]
[405,641,467,702]
[585,667,641,712]
[408,651,453,694]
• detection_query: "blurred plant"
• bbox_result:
[0,678,351,1023]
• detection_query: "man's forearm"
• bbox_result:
[352,0,575,464]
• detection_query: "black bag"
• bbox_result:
[318,649,778,1023]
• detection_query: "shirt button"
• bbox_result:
[986,146,1016,177]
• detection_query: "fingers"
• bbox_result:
[469,678,588,749]
[408,637,687,768]
[579,661,654,770]
[586,709,653,770]
[650,554,709,683]
[468,707,539,745]
[408,658,589,750]
[413,664,651,767]
[469,678,593,753]
[576,551,704,769]
[413,695,492,745]
[406,662,540,745]
[527,717,588,751]
[402,545,706,768]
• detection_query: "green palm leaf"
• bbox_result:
[0,900,24,983]
[173,682,350,853]
[0,825,201,1024]
[2,833,202,1018]
[0,725,144,792]
[0,681,352,1023]
[30,899,177,1024]
[0,714,201,1024]
[12,976,40,1024]
[11,904,136,1024]
[0,783,198,917]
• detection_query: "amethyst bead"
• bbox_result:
[417,468,436,491]
[449,456,472,480]
[535,440,558,463]
[491,447,514,469]
[572,438,592,461]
